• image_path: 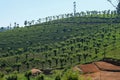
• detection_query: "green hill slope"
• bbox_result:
[0,16,120,73]
[0,17,116,57]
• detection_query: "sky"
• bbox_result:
[0,0,118,27]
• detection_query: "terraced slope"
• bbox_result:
[0,16,120,73]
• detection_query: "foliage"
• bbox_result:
[62,69,79,80]
[55,75,61,80]
[0,11,120,79]
[0,72,4,78]
[5,67,12,74]
[36,74,44,80]
[24,71,32,80]
[6,74,18,80]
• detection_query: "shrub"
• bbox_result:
[5,67,12,74]
[36,74,44,80]
[62,69,79,80]
[55,75,61,80]
[13,71,18,74]
[6,74,17,80]
[24,71,32,80]
[67,75,78,80]
[0,72,4,78]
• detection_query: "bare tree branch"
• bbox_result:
[107,0,117,8]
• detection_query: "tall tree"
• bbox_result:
[24,20,27,26]
[47,58,52,68]
[37,18,41,24]
[77,53,81,62]
[31,20,35,25]
[14,22,17,28]
[17,24,19,28]
[28,21,31,26]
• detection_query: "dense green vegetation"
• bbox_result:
[0,10,120,80]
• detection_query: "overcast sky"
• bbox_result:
[0,0,117,27]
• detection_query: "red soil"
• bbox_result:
[94,61,120,71]
[83,71,120,80]
[73,61,120,80]
[79,63,100,73]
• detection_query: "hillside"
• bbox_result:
[0,14,120,75]
[0,17,118,57]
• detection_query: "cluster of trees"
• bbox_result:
[0,0,120,76]
[1,0,120,31]
[0,15,120,74]
[23,10,118,27]
[0,1,120,79]
[20,0,120,27]
[1,9,120,31]
[1,9,118,29]
[0,27,12,32]
[0,69,80,80]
